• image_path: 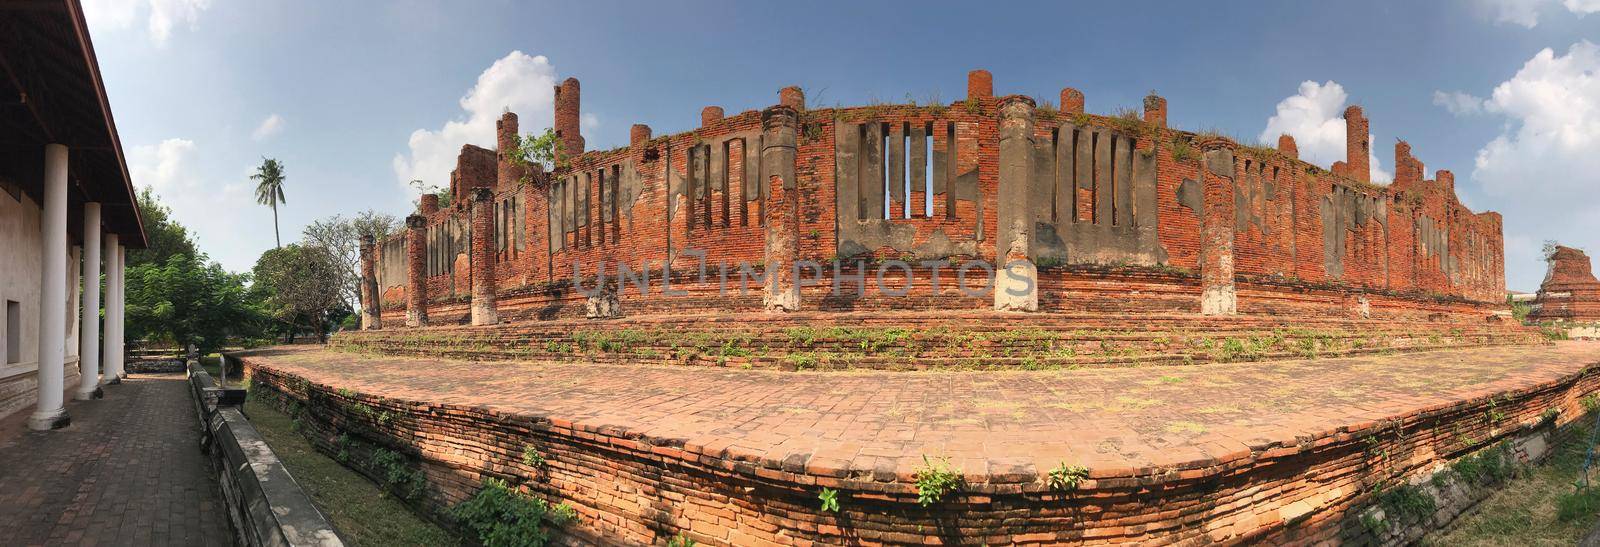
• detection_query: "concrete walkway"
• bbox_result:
[0,373,230,546]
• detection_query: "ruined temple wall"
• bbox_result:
[374,75,1508,325]
[824,103,996,263]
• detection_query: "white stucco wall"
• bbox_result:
[1,189,83,421]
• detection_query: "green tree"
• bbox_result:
[125,253,266,353]
[252,244,348,343]
[126,186,198,268]
[252,157,287,248]
[301,211,397,316]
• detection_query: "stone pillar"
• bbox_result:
[554,77,584,156]
[761,105,801,312]
[469,188,499,326]
[701,106,724,126]
[359,235,381,330]
[75,202,103,401]
[1143,93,1167,128]
[1199,138,1238,316]
[780,86,806,110]
[103,233,122,384]
[30,144,70,430]
[419,194,439,216]
[1344,105,1370,183]
[995,96,1038,312]
[405,214,428,327]
[1060,88,1085,115]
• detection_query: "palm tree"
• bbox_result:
[252,158,287,248]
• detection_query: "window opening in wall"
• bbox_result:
[924,122,935,218]
[5,300,18,364]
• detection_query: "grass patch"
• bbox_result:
[1427,421,1600,545]
[243,395,460,546]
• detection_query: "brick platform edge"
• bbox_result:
[188,361,346,546]
[240,355,1600,546]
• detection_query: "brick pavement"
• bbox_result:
[0,373,230,547]
[249,341,1600,481]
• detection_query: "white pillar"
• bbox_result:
[105,237,124,383]
[28,144,70,430]
[118,245,127,378]
[76,203,103,400]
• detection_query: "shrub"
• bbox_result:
[452,478,577,547]
[1047,463,1089,491]
[914,456,962,506]
[818,487,840,513]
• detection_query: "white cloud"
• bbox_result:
[252,114,285,141]
[1474,0,1600,27]
[128,138,197,193]
[1477,0,1545,27]
[1433,90,1487,116]
[392,51,558,190]
[1259,80,1391,183]
[127,138,261,271]
[1464,40,1600,291]
[1564,0,1600,14]
[1472,41,1600,196]
[81,0,212,46]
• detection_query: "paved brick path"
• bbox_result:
[250,342,1600,481]
[0,373,230,547]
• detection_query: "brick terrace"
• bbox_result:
[0,373,229,546]
[243,342,1600,544]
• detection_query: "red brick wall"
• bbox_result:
[370,73,1507,324]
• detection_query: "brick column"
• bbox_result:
[405,214,428,327]
[762,104,800,311]
[1060,88,1085,115]
[995,95,1038,312]
[554,77,584,156]
[967,69,993,101]
[1198,138,1238,315]
[701,106,723,126]
[359,235,381,330]
[469,188,499,326]
[1344,106,1370,183]
[1143,93,1167,128]
[780,86,806,110]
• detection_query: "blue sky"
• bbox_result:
[84,0,1600,292]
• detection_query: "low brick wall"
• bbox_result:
[241,353,1600,545]
[189,362,344,547]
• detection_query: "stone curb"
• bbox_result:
[189,360,345,547]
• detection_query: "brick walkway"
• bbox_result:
[0,373,230,547]
[248,342,1600,481]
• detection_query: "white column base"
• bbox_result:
[27,407,70,430]
[993,259,1039,312]
[73,386,104,401]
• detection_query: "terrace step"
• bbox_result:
[333,311,1547,371]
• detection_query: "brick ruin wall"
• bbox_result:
[366,71,1507,327]
[1530,246,1600,322]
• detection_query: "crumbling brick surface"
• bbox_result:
[1531,246,1600,322]
[242,343,1600,545]
[370,71,1507,326]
